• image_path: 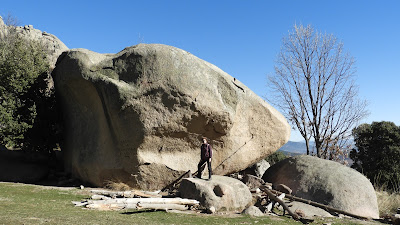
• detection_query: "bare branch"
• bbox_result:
[267,24,369,158]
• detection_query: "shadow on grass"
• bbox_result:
[121,209,165,215]
[0,149,91,188]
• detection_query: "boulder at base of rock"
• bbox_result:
[179,175,252,212]
[242,206,264,217]
[287,201,333,218]
[242,159,270,178]
[262,155,379,219]
[53,43,290,190]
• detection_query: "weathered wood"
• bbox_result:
[87,197,199,206]
[260,186,299,220]
[86,203,123,210]
[91,194,111,200]
[263,186,371,220]
[136,203,188,211]
[266,193,285,212]
[134,190,162,198]
[90,189,161,198]
[161,169,192,192]
[72,201,89,207]
[86,202,189,211]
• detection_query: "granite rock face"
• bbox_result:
[0,16,68,68]
[53,43,290,190]
[262,155,379,219]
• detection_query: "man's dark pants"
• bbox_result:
[197,159,212,179]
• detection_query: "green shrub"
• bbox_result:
[350,121,400,192]
[265,151,287,165]
[0,27,60,152]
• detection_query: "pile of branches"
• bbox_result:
[72,189,199,212]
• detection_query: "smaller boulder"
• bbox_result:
[288,201,333,218]
[263,155,379,219]
[243,159,270,178]
[242,206,264,217]
[242,174,264,189]
[179,175,252,212]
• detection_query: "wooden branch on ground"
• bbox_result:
[86,202,189,211]
[91,194,111,200]
[161,170,192,192]
[136,203,188,211]
[90,189,161,198]
[87,197,199,206]
[266,193,285,212]
[261,185,371,221]
[260,186,299,220]
[80,197,199,211]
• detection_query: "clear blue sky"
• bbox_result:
[2,0,399,141]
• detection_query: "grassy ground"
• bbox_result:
[376,189,400,216]
[0,182,383,225]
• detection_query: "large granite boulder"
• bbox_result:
[179,175,252,212]
[262,155,379,219]
[52,43,290,190]
[0,16,68,68]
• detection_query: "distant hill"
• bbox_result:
[278,140,354,166]
[278,141,314,154]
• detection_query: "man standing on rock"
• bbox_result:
[197,137,212,180]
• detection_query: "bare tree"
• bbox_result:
[267,24,368,159]
[2,13,21,27]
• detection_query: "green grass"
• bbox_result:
[0,182,381,225]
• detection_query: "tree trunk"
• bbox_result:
[260,186,299,220]
[87,197,199,206]
[87,202,189,211]
[305,138,310,155]
[90,190,161,198]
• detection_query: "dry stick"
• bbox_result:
[135,203,188,211]
[91,189,161,198]
[266,193,285,212]
[87,197,200,205]
[261,186,371,221]
[261,186,299,220]
[161,169,192,192]
[161,161,207,192]
[214,134,254,172]
[161,135,253,192]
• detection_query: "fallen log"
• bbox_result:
[72,201,89,207]
[266,193,285,212]
[260,186,299,220]
[90,189,161,198]
[262,185,371,220]
[136,203,188,211]
[91,194,111,200]
[161,170,192,192]
[86,202,189,211]
[87,197,199,206]
[86,203,123,210]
